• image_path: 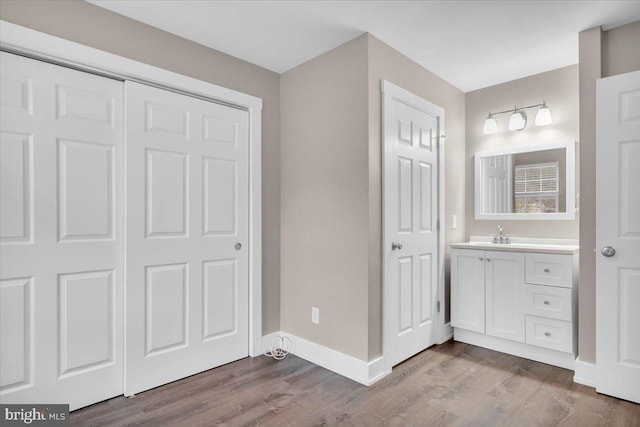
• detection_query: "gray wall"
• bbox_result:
[280,34,466,362]
[603,21,640,78]
[280,35,370,360]
[367,35,466,358]
[578,20,640,364]
[464,65,580,239]
[0,0,282,334]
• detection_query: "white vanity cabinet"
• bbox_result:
[451,250,525,342]
[450,249,485,333]
[450,241,578,370]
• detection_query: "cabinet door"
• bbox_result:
[485,251,525,342]
[451,249,485,333]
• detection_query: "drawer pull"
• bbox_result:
[486,259,491,262]
[544,331,551,337]
[543,300,550,305]
[544,268,550,273]
[478,257,483,261]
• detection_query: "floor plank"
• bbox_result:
[71,341,640,426]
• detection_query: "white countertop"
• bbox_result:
[450,236,579,255]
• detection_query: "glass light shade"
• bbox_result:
[535,105,552,126]
[483,116,498,134]
[508,110,527,131]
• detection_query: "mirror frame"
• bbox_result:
[474,140,576,220]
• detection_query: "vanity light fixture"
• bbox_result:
[535,101,552,126]
[482,101,552,134]
[508,109,527,131]
[483,114,498,134]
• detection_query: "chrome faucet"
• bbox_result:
[492,225,511,244]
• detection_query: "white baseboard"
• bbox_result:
[261,331,283,353]
[438,322,454,344]
[573,357,597,388]
[454,328,576,370]
[260,331,390,386]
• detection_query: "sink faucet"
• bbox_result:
[493,225,511,244]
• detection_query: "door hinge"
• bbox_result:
[437,301,441,313]
[437,220,440,231]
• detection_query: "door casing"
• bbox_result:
[0,20,264,359]
[381,80,448,374]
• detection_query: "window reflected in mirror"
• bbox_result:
[475,141,575,219]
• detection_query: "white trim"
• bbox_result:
[454,328,575,370]
[248,104,263,357]
[380,80,446,373]
[0,21,261,109]
[474,140,576,220]
[263,333,390,386]
[573,357,597,388]
[0,21,263,360]
[438,323,454,344]
[261,331,283,353]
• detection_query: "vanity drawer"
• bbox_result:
[525,284,572,321]
[526,315,573,353]
[525,253,572,288]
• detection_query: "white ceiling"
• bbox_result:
[88,1,640,92]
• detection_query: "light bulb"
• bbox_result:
[483,115,497,134]
[508,110,527,131]
[535,104,552,126]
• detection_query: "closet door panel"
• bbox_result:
[125,81,249,395]
[0,52,124,410]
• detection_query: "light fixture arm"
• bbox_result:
[483,100,551,134]
[487,101,547,117]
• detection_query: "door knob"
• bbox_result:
[235,243,242,250]
[391,241,403,251]
[601,246,616,257]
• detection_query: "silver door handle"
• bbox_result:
[601,246,616,257]
[235,243,242,250]
[391,241,403,251]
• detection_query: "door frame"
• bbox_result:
[0,20,264,358]
[381,80,447,374]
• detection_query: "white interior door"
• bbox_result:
[596,70,640,404]
[383,83,442,369]
[0,52,124,410]
[125,82,249,395]
[482,155,513,213]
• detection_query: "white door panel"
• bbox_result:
[125,82,249,395]
[0,52,124,410]
[596,70,640,403]
[384,90,441,369]
[451,250,485,333]
[482,155,513,214]
[485,251,525,342]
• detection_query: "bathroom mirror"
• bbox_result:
[475,140,576,220]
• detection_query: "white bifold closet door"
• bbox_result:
[124,82,249,395]
[0,52,124,410]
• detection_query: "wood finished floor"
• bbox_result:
[71,341,640,426]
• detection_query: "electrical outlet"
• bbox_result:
[311,307,320,324]
[452,214,457,230]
